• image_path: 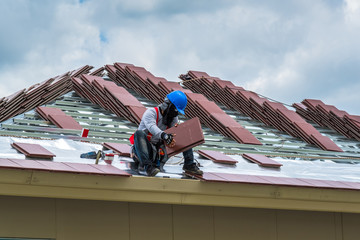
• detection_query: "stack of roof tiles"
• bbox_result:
[185,92,262,145]
[179,71,343,152]
[106,63,165,103]
[0,65,93,122]
[89,66,105,77]
[71,74,147,124]
[106,63,262,145]
[293,99,360,141]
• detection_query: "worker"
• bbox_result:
[130,90,203,176]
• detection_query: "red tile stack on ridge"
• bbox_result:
[293,99,360,141]
[0,65,93,123]
[71,74,147,124]
[106,63,165,103]
[179,71,343,152]
[89,66,105,77]
[185,92,261,145]
[106,63,262,145]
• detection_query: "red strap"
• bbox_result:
[129,133,135,145]
[155,107,159,124]
[129,107,159,144]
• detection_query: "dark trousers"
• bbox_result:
[133,130,194,168]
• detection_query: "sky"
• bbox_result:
[0,0,359,114]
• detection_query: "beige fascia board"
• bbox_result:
[0,168,359,213]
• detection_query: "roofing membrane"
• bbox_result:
[0,63,360,192]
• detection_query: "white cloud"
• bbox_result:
[0,0,360,115]
[325,82,360,114]
[344,0,360,24]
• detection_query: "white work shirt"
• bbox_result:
[137,107,178,144]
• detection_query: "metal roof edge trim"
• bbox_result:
[0,168,359,213]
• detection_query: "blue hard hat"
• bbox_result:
[167,90,187,115]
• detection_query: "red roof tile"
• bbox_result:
[310,134,343,152]
[102,142,132,157]
[36,106,66,121]
[11,142,56,159]
[165,117,205,157]
[197,150,237,164]
[0,158,131,177]
[242,153,282,168]
[48,114,83,130]
[195,172,360,190]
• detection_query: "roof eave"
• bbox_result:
[1,168,360,213]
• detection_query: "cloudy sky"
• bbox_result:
[0,0,359,114]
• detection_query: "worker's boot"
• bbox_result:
[146,165,160,177]
[159,162,165,172]
[130,161,139,173]
[130,150,140,173]
[183,163,203,175]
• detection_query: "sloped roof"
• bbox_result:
[1,62,360,212]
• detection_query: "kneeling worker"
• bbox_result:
[131,90,203,176]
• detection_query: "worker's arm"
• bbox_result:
[142,108,176,147]
[143,108,163,139]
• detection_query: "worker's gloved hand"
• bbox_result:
[161,132,174,146]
